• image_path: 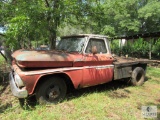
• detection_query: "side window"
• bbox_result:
[85,38,107,53]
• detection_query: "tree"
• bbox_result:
[138,0,160,33]
[0,0,160,51]
[0,0,97,49]
[99,0,141,37]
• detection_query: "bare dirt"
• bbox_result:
[0,62,14,113]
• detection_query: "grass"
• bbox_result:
[0,55,5,63]
[0,55,9,82]
[0,59,160,120]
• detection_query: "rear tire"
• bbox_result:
[36,77,67,104]
[131,67,145,86]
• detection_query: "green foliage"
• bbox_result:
[101,25,115,36]
[0,55,5,63]
[99,0,141,37]
[152,39,160,57]
[138,0,160,33]
[0,0,160,53]
[110,38,151,58]
[110,40,120,55]
[130,38,149,57]
[4,0,52,50]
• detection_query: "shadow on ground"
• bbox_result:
[66,76,149,101]
[0,77,148,111]
[66,79,131,101]
[0,62,10,96]
[0,103,12,113]
[0,66,11,113]
[18,79,131,110]
[0,79,9,96]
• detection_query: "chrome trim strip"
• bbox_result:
[95,65,113,70]
[85,65,114,69]
[24,65,114,75]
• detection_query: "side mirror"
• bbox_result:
[92,46,97,54]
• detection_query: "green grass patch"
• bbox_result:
[0,55,5,63]
[147,67,160,78]
[0,67,160,120]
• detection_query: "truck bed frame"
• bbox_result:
[113,56,149,80]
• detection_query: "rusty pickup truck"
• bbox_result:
[9,34,148,104]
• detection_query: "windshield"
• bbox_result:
[56,37,85,52]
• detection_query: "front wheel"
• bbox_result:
[131,67,145,86]
[36,77,67,104]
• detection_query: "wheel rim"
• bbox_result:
[46,85,60,101]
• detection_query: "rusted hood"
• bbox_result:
[12,49,83,68]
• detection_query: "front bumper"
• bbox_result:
[9,72,28,98]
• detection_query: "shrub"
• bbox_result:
[152,39,160,58]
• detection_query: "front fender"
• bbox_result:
[12,64,84,95]
[21,67,83,95]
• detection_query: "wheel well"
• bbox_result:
[132,63,147,72]
[34,73,75,94]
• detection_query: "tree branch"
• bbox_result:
[0,51,7,62]
[45,0,50,7]
[0,33,5,37]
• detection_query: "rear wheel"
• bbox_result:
[131,67,145,86]
[36,77,67,104]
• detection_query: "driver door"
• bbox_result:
[82,38,114,87]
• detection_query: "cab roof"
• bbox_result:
[61,34,108,39]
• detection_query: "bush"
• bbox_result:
[152,39,160,58]
[130,38,149,58]
[110,38,154,58]
[110,40,120,55]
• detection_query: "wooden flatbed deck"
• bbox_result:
[113,56,153,67]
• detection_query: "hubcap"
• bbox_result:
[47,86,60,101]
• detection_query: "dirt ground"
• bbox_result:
[0,62,15,112]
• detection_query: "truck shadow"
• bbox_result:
[66,79,131,101]
[18,79,132,110]
[66,76,149,101]
[10,77,149,110]
[25,77,149,109]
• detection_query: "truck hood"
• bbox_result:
[12,49,83,68]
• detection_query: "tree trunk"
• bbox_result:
[149,38,152,60]
[45,0,60,50]
[0,48,12,65]
[50,30,56,49]
[0,51,7,62]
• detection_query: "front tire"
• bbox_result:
[36,77,67,104]
[131,67,145,86]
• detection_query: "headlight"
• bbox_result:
[14,73,24,87]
